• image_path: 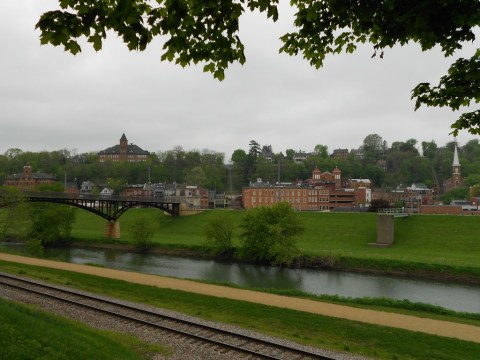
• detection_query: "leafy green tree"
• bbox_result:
[441,187,469,204]
[230,149,249,189]
[422,140,438,159]
[285,149,295,161]
[248,140,261,157]
[390,139,419,155]
[412,49,480,135]
[231,149,247,164]
[314,144,329,158]
[464,174,480,187]
[35,182,65,193]
[363,134,385,162]
[4,148,23,159]
[470,184,480,198]
[204,213,235,256]
[37,2,480,132]
[130,216,155,251]
[368,199,391,212]
[253,157,277,184]
[0,186,28,240]
[186,166,208,187]
[239,202,304,266]
[28,204,76,246]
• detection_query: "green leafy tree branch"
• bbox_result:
[37,1,480,134]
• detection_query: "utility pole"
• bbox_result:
[277,158,281,184]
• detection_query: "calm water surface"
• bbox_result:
[37,246,480,314]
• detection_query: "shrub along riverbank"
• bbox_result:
[3,207,480,283]
[66,208,480,283]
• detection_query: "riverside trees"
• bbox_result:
[37,1,480,134]
[239,202,304,266]
[0,186,27,240]
[27,184,77,248]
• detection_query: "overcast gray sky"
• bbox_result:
[1,1,478,160]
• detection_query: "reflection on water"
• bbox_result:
[3,244,479,314]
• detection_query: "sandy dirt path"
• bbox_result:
[1,253,479,343]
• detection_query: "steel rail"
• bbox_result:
[0,272,335,360]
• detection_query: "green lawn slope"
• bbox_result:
[66,208,480,280]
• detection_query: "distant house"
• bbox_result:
[261,145,274,162]
[99,187,114,198]
[64,182,79,195]
[347,179,372,189]
[332,148,349,159]
[293,151,311,163]
[5,165,57,190]
[98,133,149,162]
[80,181,95,196]
[373,183,434,212]
[122,182,212,209]
[350,148,364,160]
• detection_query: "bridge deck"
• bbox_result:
[23,192,181,221]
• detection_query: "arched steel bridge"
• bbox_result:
[23,192,181,222]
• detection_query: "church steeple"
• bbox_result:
[452,140,462,188]
[453,142,460,167]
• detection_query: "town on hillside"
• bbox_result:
[2,133,480,214]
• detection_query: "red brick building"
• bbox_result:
[372,183,434,212]
[5,165,57,190]
[242,167,371,211]
[98,134,149,162]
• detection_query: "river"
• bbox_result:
[31,246,480,314]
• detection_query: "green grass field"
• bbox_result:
[1,260,479,360]
[68,208,480,275]
[2,208,480,359]
[0,295,169,360]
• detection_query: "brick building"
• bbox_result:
[372,183,434,212]
[332,148,349,159]
[98,133,149,162]
[242,167,371,211]
[5,165,57,190]
[122,182,217,209]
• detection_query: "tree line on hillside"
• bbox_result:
[1,135,480,196]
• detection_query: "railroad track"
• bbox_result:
[0,272,336,360]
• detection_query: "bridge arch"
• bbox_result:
[25,193,180,222]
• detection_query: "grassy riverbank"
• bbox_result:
[1,260,479,360]
[0,296,168,359]
[68,208,480,282]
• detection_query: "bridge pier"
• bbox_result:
[376,214,394,246]
[368,214,394,247]
[104,221,121,239]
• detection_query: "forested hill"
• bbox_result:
[1,136,480,194]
